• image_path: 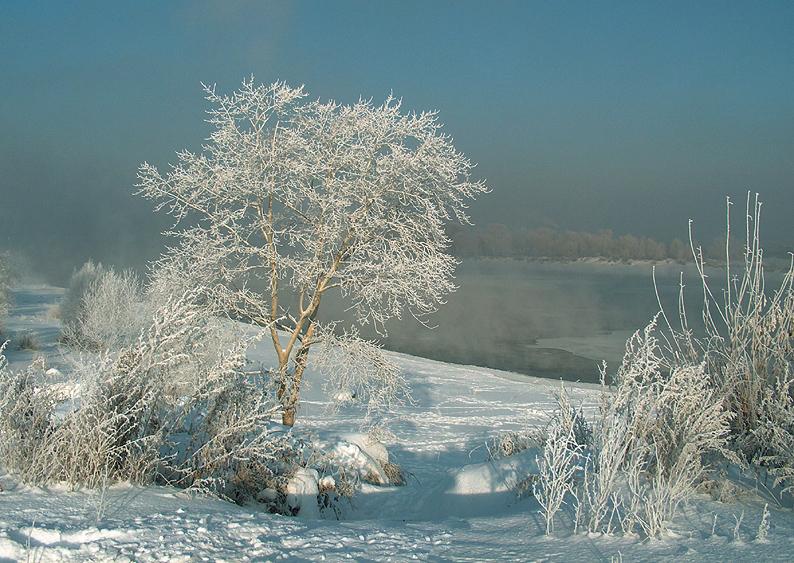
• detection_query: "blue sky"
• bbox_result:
[1,1,792,278]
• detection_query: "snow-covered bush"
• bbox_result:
[312,328,409,423]
[654,194,794,492]
[73,269,145,350]
[60,264,147,351]
[753,383,794,494]
[180,370,290,504]
[0,349,62,479]
[1,282,275,487]
[560,193,792,538]
[58,261,106,337]
[13,330,40,351]
[520,320,734,537]
[534,386,589,535]
[487,430,538,462]
[0,253,13,336]
[581,321,735,537]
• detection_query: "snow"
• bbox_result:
[338,433,389,466]
[2,286,794,561]
[286,468,321,519]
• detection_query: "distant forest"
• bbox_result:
[446,224,786,262]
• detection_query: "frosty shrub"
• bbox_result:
[60,264,147,351]
[73,269,145,351]
[523,320,734,537]
[535,386,589,535]
[59,261,106,337]
[137,78,487,426]
[536,193,793,538]
[753,383,794,495]
[0,253,13,335]
[623,329,732,536]
[654,194,794,492]
[179,370,289,504]
[0,274,358,514]
[14,330,40,351]
[0,284,280,492]
[311,327,410,423]
[0,348,62,479]
[581,320,735,537]
[487,430,539,461]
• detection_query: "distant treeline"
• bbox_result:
[447,224,753,262]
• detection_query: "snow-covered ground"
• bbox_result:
[1,286,793,562]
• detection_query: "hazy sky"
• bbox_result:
[2,1,793,281]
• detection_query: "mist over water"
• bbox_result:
[320,259,720,383]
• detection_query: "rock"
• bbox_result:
[256,488,279,503]
[339,432,389,465]
[331,441,390,486]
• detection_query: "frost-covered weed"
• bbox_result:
[526,320,734,538]
[0,349,62,478]
[581,321,735,537]
[14,330,40,351]
[534,386,588,535]
[487,430,538,461]
[525,194,791,538]
[312,327,409,423]
[1,284,278,493]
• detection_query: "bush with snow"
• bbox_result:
[517,327,733,538]
[0,253,12,336]
[311,328,410,424]
[522,194,791,538]
[69,268,146,351]
[13,330,40,351]
[652,194,794,494]
[585,321,735,537]
[487,429,539,462]
[1,282,278,490]
[59,260,106,334]
[534,385,590,535]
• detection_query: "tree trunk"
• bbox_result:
[276,359,288,402]
[282,407,296,427]
[276,358,293,426]
[279,322,316,427]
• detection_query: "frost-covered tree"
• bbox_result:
[137,78,487,425]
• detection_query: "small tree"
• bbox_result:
[138,78,487,425]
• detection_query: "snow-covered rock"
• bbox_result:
[448,447,540,496]
[318,475,336,492]
[330,440,390,485]
[339,432,389,466]
[256,487,279,503]
[286,468,320,518]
